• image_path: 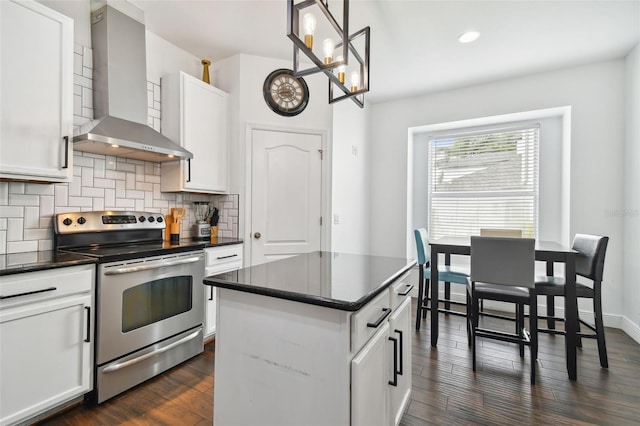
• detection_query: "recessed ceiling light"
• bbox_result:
[458,31,480,44]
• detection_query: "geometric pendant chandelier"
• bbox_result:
[287,0,370,108]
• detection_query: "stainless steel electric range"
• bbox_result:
[54,211,206,404]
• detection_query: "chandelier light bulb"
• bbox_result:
[350,71,360,92]
[336,55,345,84]
[323,38,335,64]
[303,13,316,49]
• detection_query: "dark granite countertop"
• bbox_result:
[204,251,416,311]
[203,237,243,248]
[0,251,97,276]
[0,239,242,276]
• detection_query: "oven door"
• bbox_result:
[96,250,204,365]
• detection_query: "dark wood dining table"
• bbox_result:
[429,236,579,380]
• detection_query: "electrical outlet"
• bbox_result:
[333,214,340,225]
[352,145,358,157]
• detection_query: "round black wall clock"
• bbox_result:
[263,69,309,117]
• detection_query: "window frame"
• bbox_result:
[426,123,540,240]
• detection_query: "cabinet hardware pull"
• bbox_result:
[209,286,214,301]
[216,254,238,260]
[0,287,57,299]
[104,255,203,275]
[398,284,414,296]
[84,306,91,343]
[395,329,403,375]
[103,329,201,373]
[186,159,191,182]
[388,336,398,386]
[366,307,391,328]
[62,136,69,169]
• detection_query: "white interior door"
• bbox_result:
[251,128,322,265]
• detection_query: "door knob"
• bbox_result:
[254,232,261,239]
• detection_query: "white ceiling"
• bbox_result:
[130,0,640,104]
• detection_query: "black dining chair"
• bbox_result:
[535,233,609,368]
[414,228,469,331]
[467,236,537,384]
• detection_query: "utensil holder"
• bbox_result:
[164,215,173,241]
[170,222,180,243]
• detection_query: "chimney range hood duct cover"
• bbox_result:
[73,5,192,162]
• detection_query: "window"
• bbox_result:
[427,124,539,239]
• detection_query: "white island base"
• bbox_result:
[213,283,412,426]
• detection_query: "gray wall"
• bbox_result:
[624,43,640,340]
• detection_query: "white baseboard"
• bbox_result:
[622,317,640,344]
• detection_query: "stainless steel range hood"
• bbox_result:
[73,5,192,162]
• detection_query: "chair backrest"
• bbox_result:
[572,234,609,282]
[470,236,535,288]
[413,228,430,266]
[480,228,523,238]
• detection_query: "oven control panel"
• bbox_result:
[55,211,166,234]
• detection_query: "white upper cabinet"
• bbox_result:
[0,0,74,182]
[161,72,229,194]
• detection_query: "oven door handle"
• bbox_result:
[102,329,201,374]
[104,255,204,275]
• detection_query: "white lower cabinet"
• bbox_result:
[388,297,412,425]
[0,265,95,426]
[213,271,413,425]
[351,291,412,426]
[203,244,243,339]
[351,322,391,425]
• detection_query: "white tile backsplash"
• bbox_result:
[0,45,238,254]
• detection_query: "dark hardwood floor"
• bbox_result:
[39,301,640,425]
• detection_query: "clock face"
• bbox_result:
[263,69,309,117]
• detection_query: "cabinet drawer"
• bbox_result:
[205,244,243,274]
[0,265,94,309]
[388,271,413,311]
[351,289,391,353]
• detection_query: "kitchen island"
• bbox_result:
[204,251,416,426]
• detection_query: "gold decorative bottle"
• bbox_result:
[201,59,211,84]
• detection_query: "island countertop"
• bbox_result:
[203,251,416,311]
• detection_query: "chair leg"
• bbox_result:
[415,267,424,331]
[593,292,609,368]
[518,303,525,357]
[444,281,451,312]
[466,289,472,346]
[530,294,538,385]
[422,278,430,319]
[472,292,479,372]
[546,295,555,329]
[576,304,583,348]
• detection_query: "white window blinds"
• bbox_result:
[428,124,539,239]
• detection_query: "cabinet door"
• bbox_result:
[203,245,243,339]
[0,294,92,425]
[182,74,228,193]
[351,322,390,426]
[0,0,73,182]
[204,284,217,338]
[388,297,412,426]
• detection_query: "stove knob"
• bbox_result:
[62,218,73,226]
[156,216,164,223]
[138,216,146,222]
[77,217,86,225]
[148,216,155,223]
